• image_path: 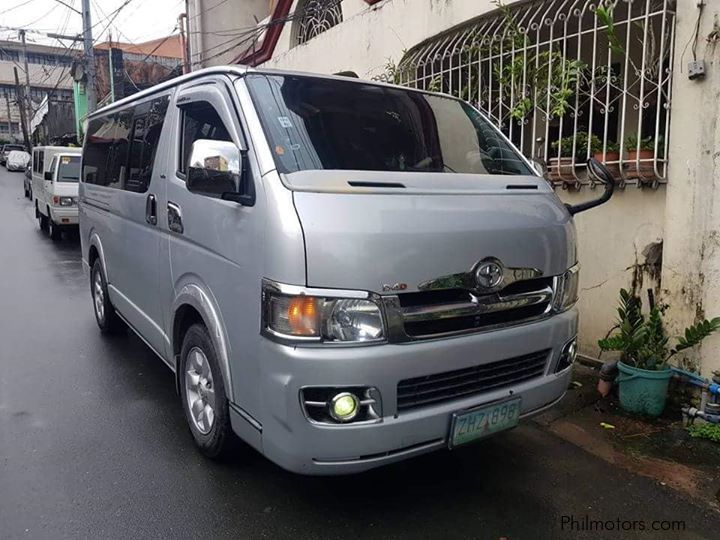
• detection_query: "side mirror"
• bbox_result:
[44,171,52,181]
[186,139,255,206]
[565,158,615,216]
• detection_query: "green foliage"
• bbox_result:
[687,423,720,443]
[595,6,626,57]
[551,132,602,157]
[598,289,720,370]
[626,133,655,151]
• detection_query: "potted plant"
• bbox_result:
[625,133,662,182]
[598,289,720,417]
[591,139,622,182]
[548,132,600,187]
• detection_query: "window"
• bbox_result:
[178,101,231,175]
[246,74,531,176]
[82,95,169,190]
[48,156,57,179]
[57,155,80,182]
[38,150,44,174]
[125,96,169,193]
[83,111,132,187]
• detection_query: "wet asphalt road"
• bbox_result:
[1,167,719,540]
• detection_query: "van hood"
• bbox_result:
[288,171,576,293]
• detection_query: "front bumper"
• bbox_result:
[49,206,79,225]
[244,309,577,475]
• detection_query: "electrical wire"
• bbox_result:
[0,0,37,16]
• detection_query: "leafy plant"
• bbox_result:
[598,289,720,370]
[626,133,654,152]
[688,423,720,443]
[551,132,602,157]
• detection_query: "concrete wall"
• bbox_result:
[661,0,720,375]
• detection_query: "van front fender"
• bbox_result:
[171,282,234,400]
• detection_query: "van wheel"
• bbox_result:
[48,219,61,241]
[180,323,232,458]
[38,210,48,232]
[91,259,122,334]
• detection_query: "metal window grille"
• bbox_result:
[295,0,344,46]
[397,0,676,189]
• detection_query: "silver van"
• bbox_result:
[79,66,613,474]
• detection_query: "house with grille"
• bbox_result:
[187,0,720,375]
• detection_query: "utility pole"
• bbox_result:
[3,91,13,140]
[108,29,115,102]
[81,0,97,112]
[13,67,31,150]
[18,30,33,118]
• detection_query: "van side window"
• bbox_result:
[83,111,132,187]
[48,156,57,178]
[32,151,37,172]
[125,96,169,193]
[38,151,44,174]
[179,101,231,175]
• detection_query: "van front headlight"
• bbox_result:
[553,264,580,312]
[263,281,385,344]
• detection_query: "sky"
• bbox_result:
[0,0,184,47]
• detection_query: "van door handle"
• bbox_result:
[145,194,157,225]
[167,201,183,234]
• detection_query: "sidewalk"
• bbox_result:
[533,363,720,510]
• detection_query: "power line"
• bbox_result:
[0,0,37,16]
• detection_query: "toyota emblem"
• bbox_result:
[475,259,504,289]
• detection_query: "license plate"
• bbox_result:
[450,397,522,448]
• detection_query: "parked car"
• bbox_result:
[79,67,614,475]
[23,163,32,198]
[1,143,25,165]
[32,147,82,241]
[6,149,30,171]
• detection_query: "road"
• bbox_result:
[0,166,718,540]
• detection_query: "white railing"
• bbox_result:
[397,0,676,189]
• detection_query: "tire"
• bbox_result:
[48,218,62,241]
[179,323,232,458]
[90,258,123,334]
[38,208,48,232]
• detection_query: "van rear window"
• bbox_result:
[57,155,81,182]
[246,74,531,176]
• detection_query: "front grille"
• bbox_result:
[397,277,554,340]
[396,349,550,411]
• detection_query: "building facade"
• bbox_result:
[188,0,720,375]
[0,39,76,144]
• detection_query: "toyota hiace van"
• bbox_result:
[80,67,614,474]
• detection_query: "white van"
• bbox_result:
[32,146,82,241]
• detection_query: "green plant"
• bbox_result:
[626,133,655,152]
[688,423,720,443]
[598,289,720,370]
[550,132,602,157]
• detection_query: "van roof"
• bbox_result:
[88,65,436,120]
[33,146,82,153]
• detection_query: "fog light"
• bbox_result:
[330,392,359,422]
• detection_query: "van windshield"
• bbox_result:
[57,155,81,182]
[246,73,531,176]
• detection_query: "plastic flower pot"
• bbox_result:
[616,361,672,417]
